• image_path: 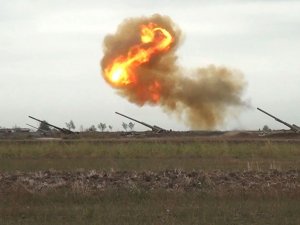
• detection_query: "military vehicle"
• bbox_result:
[28,116,74,134]
[257,107,300,133]
[26,123,48,135]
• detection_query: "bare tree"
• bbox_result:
[122,122,128,131]
[66,120,75,131]
[80,125,84,132]
[98,123,107,132]
[108,125,113,131]
[87,125,97,132]
[128,122,135,131]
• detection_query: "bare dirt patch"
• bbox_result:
[1,169,298,194]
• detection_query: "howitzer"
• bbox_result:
[28,116,74,134]
[257,108,300,133]
[115,112,166,133]
[26,123,48,134]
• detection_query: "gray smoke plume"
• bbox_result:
[101,14,247,129]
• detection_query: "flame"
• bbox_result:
[104,22,173,102]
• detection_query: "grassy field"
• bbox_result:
[0,140,299,171]
[1,189,299,225]
[0,139,299,224]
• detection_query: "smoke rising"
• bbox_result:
[101,14,247,129]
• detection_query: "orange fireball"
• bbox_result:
[104,22,174,90]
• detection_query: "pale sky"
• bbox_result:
[1,0,299,131]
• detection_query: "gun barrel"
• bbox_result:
[26,124,48,134]
[28,116,73,134]
[115,112,165,132]
[257,107,299,132]
[26,123,39,130]
[257,108,276,119]
[115,112,154,129]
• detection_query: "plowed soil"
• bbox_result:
[1,169,299,194]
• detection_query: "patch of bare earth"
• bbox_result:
[0,169,299,195]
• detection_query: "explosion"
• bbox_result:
[101,14,247,129]
[103,20,174,103]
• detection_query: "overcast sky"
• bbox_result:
[1,0,299,131]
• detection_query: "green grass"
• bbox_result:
[0,140,299,171]
[0,189,299,225]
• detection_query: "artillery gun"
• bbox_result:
[257,108,300,133]
[28,116,74,134]
[115,112,167,133]
[26,123,48,135]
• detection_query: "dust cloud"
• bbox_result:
[101,14,247,129]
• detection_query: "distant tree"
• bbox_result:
[262,125,271,132]
[38,120,51,132]
[80,125,84,132]
[108,125,113,131]
[128,122,135,131]
[122,122,128,131]
[98,123,107,132]
[87,125,97,132]
[66,120,75,131]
